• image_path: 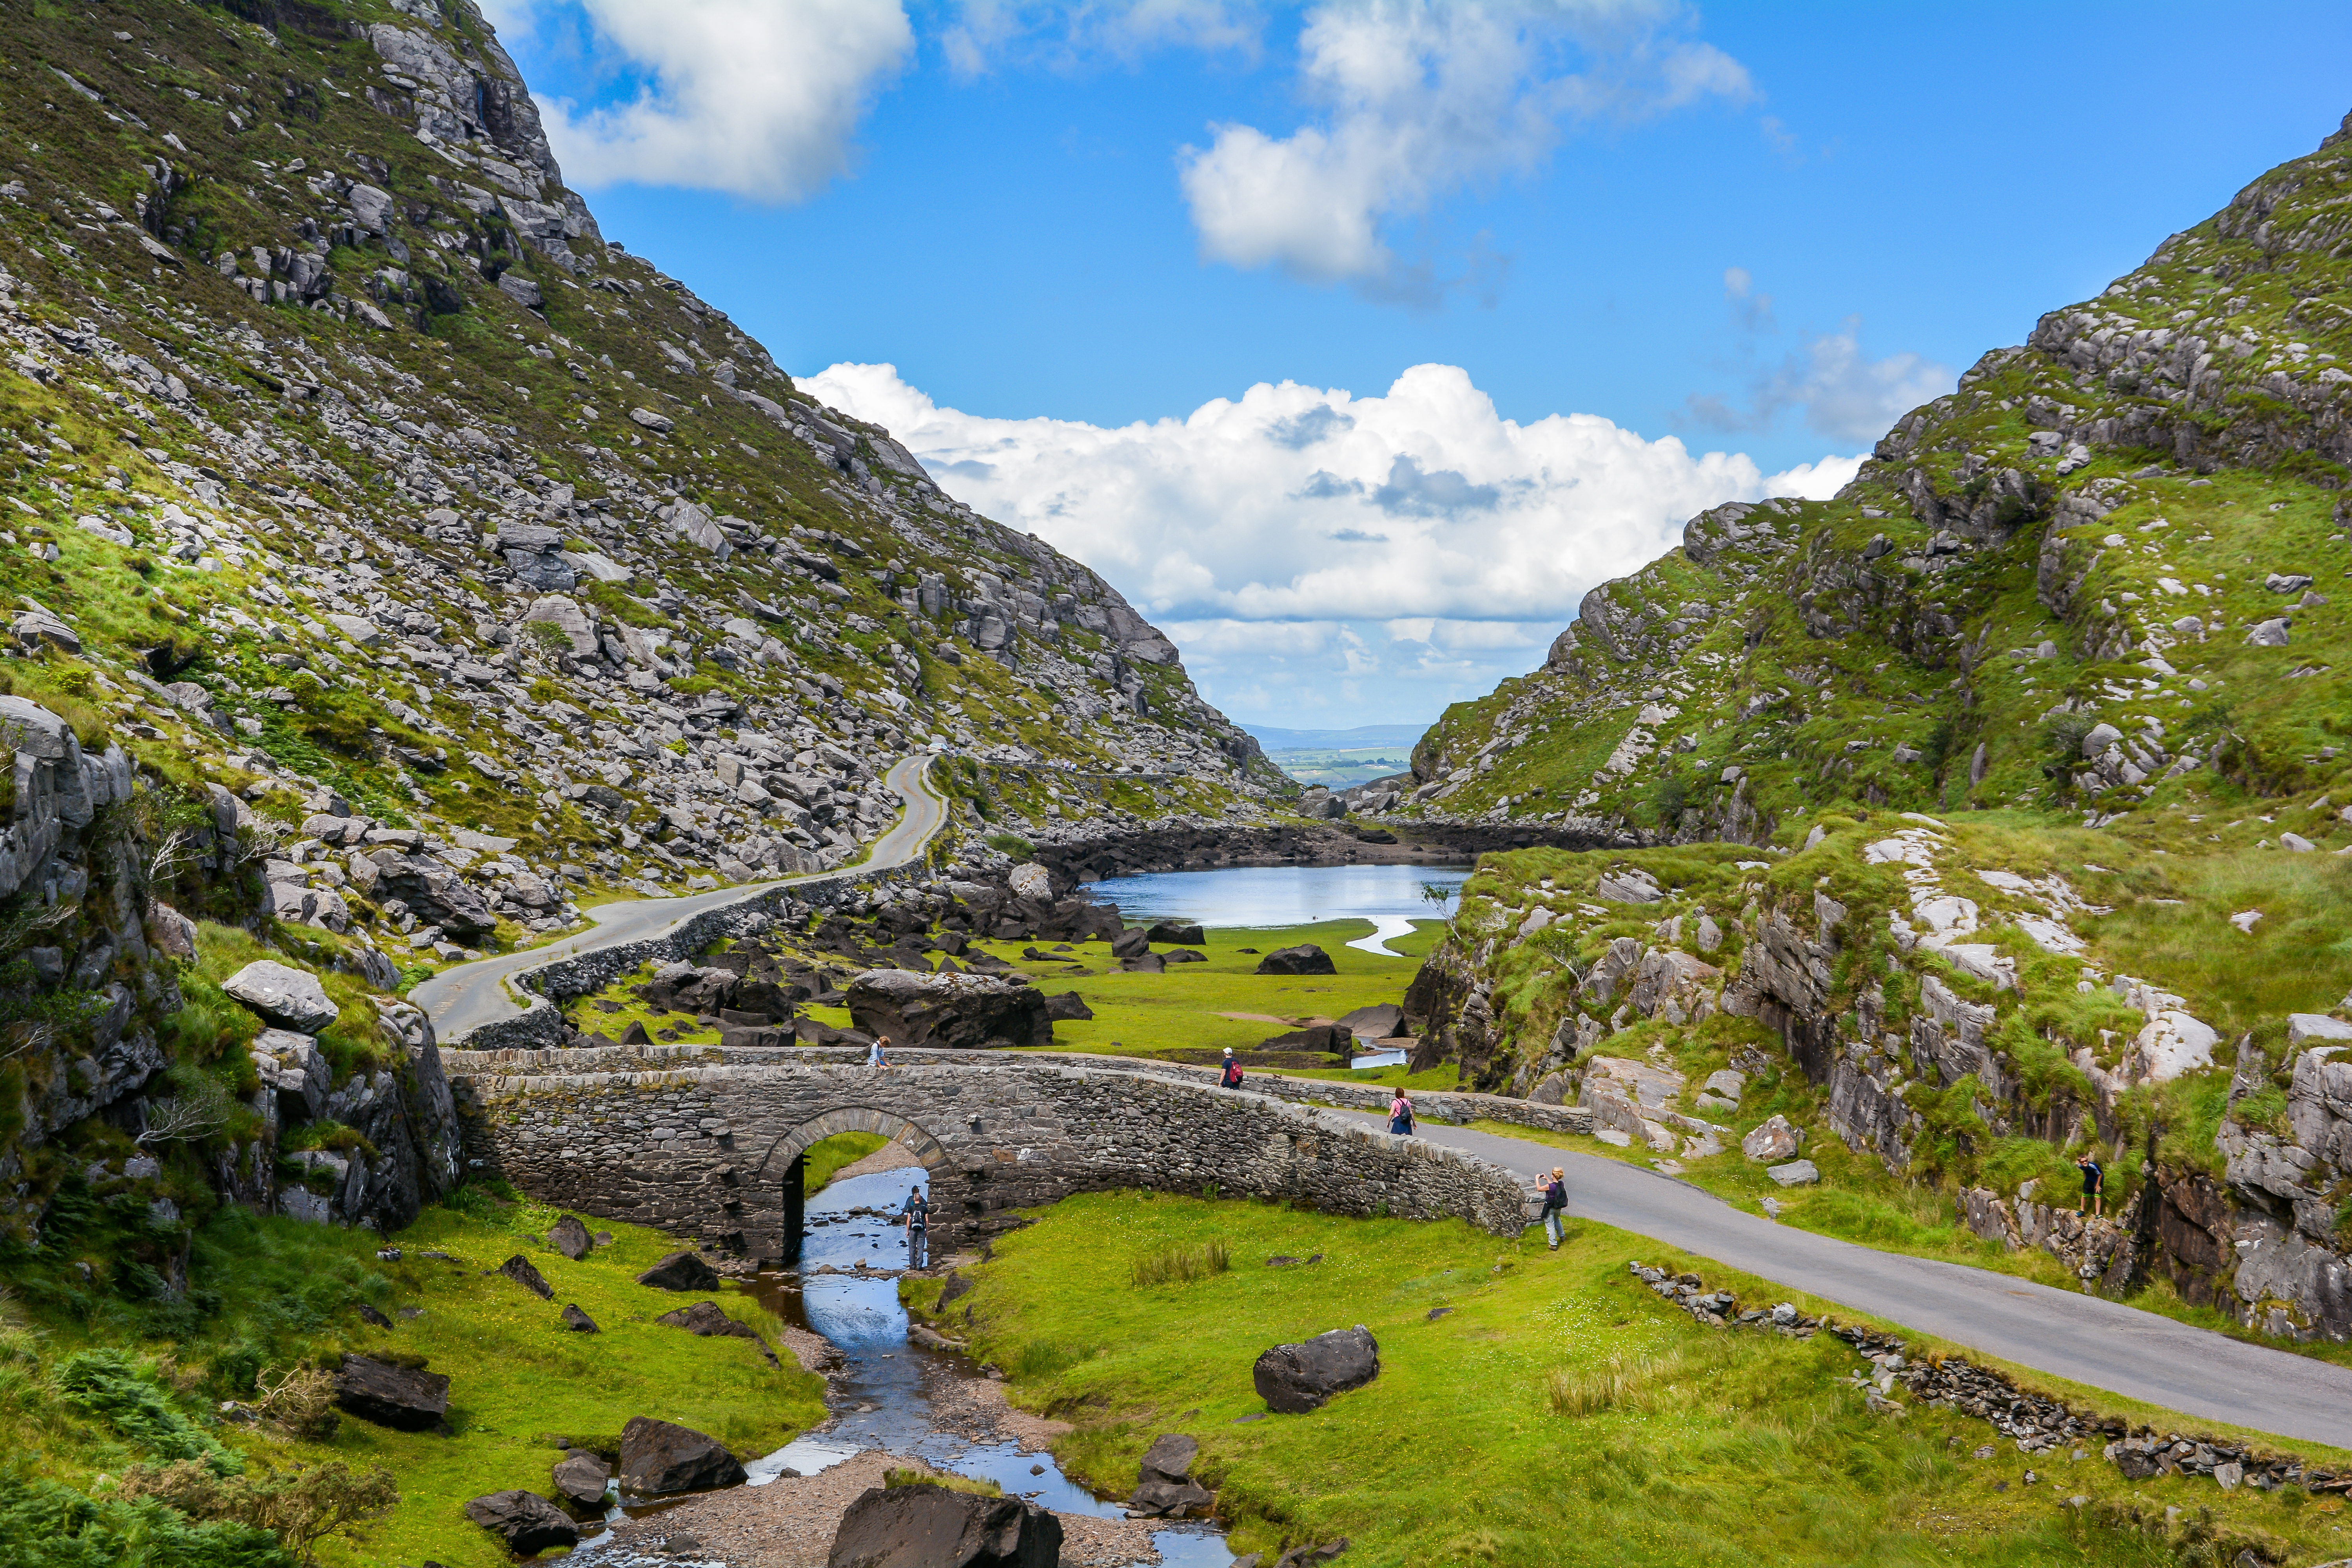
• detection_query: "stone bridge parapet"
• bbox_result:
[454,1058,1533,1262]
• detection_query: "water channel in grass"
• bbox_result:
[578,1164,1234,1566]
[1091,862,1472,960]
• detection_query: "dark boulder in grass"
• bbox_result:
[1252,1326,1379,1413]
[498,1254,554,1299]
[1109,927,1151,959]
[656,1299,781,1366]
[1119,953,1166,975]
[1258,1024,1351,1055]
[334,1353,449,1430]
[636,1249,721,1291]
[465,1489,579,1554]
[618,1414,746,1495]
[548,1212,594,1260]
[560,1303,601,1333]
[1146,922,1205,946]
[846,969,1053,1050]
[1254,944,1336,976]
[826,1481,1063,1568]
[1044,991,1093,1021]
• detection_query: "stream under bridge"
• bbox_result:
[444,1047,1531,1264]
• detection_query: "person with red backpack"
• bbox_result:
[1218,1047,1244,1089]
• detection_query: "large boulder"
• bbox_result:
[617,1415,746,1495]
[1129,1432,1213,1518]
[1146,922,1205,946]
[827,1482,1063,1568]
[1110,927,1151,959]
[552,1450,613,1509]
[637,1249,721,1291]
[1044,991,1093,1021]
[370,854,497,941]
[1740,1114,1802,1162]
[1255,945,1336,976]
[1337,1003,1403,1038]
[1258,1024,1351,1056]
[656,1299,779,1365]
[498,1254,554,1299]
[464,1490,578,1554]
[1252,1326,1379,1413]
[548,1213,593,1260]
[847,969,1053,1050]
[221,961,339,1032]
[334,1354,449,1430]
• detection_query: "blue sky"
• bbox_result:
[482,0,2352,730]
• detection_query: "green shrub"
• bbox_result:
[0,1471,291,1568]
[985,831,1034,858]
[51,1349,242,1474]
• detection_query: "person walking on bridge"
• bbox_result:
[1388,1090,1415,1136]
[1540,1167,1568,1250]
[1218,1047,1244,1089]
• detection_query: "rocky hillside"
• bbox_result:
[1385,112,2352,1346]
[0,0,1279,978]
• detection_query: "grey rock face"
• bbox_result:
[222,960,340,1032]
[618,1414,747,1495]
[1767,1159,1820,1187]
[250,1028,330,1121]
[827,1481,1063,1568]
[846,969,1053,1051]
[464,1489,578,1554]
[1742,1114,1802,1162]
[1596,867,1662,904]
[1252,1325,1380,1413]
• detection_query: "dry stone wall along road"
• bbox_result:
[1336,1109,2352,1451]
[414,753,948,1040]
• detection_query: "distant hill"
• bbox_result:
[1244,724,1430,751]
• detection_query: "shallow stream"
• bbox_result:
[575,1166,1234,1566]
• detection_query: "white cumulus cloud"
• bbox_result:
[1178,0,1752,287]
[804,359,1854,725]
[526,0,913,201]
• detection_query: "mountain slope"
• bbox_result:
[0,0,1280,978]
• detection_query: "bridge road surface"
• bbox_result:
[414,752,949,1041]
[1324,1108,2352,1450]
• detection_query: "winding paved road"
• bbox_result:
[1330,1109,2352,1449]
[414,752,949,1040]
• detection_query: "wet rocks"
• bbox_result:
[553,1448,613,1509]
[1129,1432,1213,1518]
[618,1414,747,1495]
[1252,1325,1379,1413]
[827,1481,1063,1568]
[334,1353,450,1430]
[464,1489,579,1554]
[1254,944,1336,976]
[637,1249,722,1291]
[221,960,340,1032]
[846,969,1053,1051]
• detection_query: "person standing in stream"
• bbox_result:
[1388,1090,1415,1136]
[902,1184,928,1268]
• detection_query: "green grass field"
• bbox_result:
[909,1192,2352,1568]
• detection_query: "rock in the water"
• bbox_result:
[846,969,1053,1050]
[498,1254,554,1299]
[637,1249,722,1291]
[221,960,340,1032]
[827,1481,1064,1568]
[334,1353,449,1430]
[1129,1432,1212,1517]
[1146,922,1205,946]
[1044,991,1093,1021]
[1767,1159,1820,1187]
[548,1213,594,1260]
[1255,944,1336,976]
[656,1299,779,1365]
[561,1303,601,1333]
[1740,1114,1802,1162]
[553,1449,613,1508]
[619,1415,747,1495]
[1252,1326,1379,1413]
[464,1490,578,1554]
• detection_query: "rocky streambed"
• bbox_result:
[566,1165,1236,1568]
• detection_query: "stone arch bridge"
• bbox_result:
[446,1049,1529,1265]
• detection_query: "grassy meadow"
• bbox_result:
[909,1191,2352,1568]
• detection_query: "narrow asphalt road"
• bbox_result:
[413,752,949,1041]
[1336,1109,2352,1450]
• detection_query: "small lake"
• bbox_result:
[1091,863,1470,928]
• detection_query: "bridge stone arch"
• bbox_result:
[755,1107,952,1265]
[450,1059,1529,1267]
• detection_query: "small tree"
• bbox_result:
[123,1459,399,1567]
[136,1073,235,1148]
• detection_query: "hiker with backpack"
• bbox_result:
[1219,1047,1245,1089]
[1388,1089,1415,1136]
[1540,1167,1568,1249]
[2077,1150,2105,1219]
[902,1183,929,1268]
